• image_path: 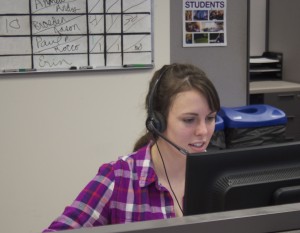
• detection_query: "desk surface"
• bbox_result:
[59,203,300,233]
[250,81,300,94]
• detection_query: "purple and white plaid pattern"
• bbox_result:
[43,143,175,232]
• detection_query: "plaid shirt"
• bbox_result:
[43,143,176,232]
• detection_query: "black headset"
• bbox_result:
[146,65,173,134]
[146,64,189,155]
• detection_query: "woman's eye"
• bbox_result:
[183,118,195,124]
[206,116,216,122]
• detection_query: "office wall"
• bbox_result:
[0,1,170,233]
[170,0,249,107]
[249,0,267,56]
[268,0,300,83]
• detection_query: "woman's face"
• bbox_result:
[164,89,216,154]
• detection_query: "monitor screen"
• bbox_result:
[183,141,300,216]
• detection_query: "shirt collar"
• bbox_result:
[136,142,158,188]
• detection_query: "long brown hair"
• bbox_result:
[133,63,220,151]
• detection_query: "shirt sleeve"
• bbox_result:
[42,163,116,232]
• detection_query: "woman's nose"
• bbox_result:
[195,121,208,136]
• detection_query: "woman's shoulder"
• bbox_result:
[120,145,150,168]
[97,144,150,179]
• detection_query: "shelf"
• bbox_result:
[250,68,281,73]
[249,81,300,94]
[250,52,283,81]
[250,57,280,64]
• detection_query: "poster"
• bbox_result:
[183,0,227,47]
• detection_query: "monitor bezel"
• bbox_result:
[183,141,300,216]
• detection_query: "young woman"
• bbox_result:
[43,63,220,232]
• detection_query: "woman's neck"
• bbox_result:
[152,139,186,179]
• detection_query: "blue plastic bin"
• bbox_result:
[219,104,287,128]
[215,114,225,131]
[218,104,287,148]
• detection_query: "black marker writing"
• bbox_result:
[6,18,21,33]
[38,55,72,68]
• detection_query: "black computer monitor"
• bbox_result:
[183,141,300,216]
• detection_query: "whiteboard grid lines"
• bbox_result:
[0,0,153,73]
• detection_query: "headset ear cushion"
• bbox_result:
[146,111,166,134]
[152,111,166,133]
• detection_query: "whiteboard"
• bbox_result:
[0,0,153,73]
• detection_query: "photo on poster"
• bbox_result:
[183,0,227,47]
